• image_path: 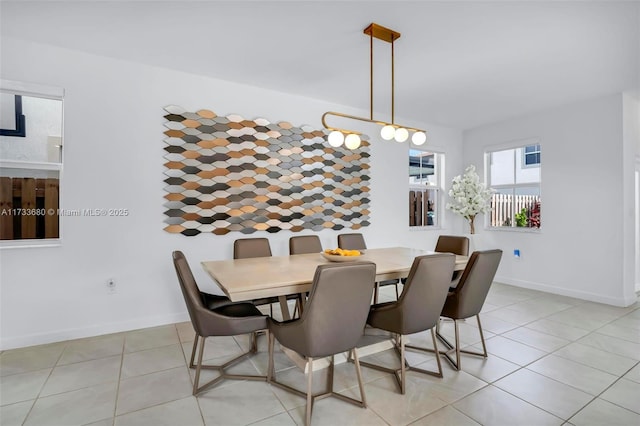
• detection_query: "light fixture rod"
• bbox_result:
[391,37,395,124]
[370,30,373,121]
[322,111,425,134]
[364,23,401,123]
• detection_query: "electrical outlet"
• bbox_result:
[106,278,116,294]
[514,249,520,259]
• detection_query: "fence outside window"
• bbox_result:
[491,193,540,228]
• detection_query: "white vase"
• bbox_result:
[464,233,479,254]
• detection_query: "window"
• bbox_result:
[409,149,443,228]
[1,80,64,247]
[523,143,541,167]
[487,142,541,229]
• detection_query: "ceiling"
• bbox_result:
[1,1,638,130]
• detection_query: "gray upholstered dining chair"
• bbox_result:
[172,251,268,395]
[434,235,469,256]
[435,235,470,286]
[267,262,377,426]
[233,237,272,259]
[436,249,502,370]
[337,233,367,251]
[359,253,455,394]
[289,235,323,255]
[337,232,400,303]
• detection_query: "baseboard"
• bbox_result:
[495,276,638,307]
[0,311,190,351]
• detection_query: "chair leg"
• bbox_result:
[189,335,199,368]
[267,331,275,382]
[306,357,313,426]
[361,332,443,394]
[193,336,207,395]
[454,320,461,369]
[436,316,488,371]
[191,332,267,395]
[352,348,367,407]
[437,319,461,370]
[394,282,399,300]
[399,335,406,394]
[268,349,365,417]
[475,315,488,357]
[373,282,380,304]
[430,328,444,377]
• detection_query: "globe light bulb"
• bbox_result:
[394,127,409,142]
[328,131,344,147]
[412,131,427,145]
[344,133,361,149]
[380,125,396,140]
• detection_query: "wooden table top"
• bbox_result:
[201,247,468,302]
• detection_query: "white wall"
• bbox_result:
[464,94,637,307]
[622,93,640,292]
[0,37,463,349]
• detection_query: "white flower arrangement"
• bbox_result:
[446,165,493,234]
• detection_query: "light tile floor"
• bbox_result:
[1,283,639,426]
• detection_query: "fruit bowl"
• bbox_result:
[321,248,362,262]
[321,252,361,262]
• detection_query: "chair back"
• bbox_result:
[435,235,469,256]
[337,233,367,250]
[234,238,272,259]
[289,235,322,255]
[172,251,208,336]
[395,253,456,334]
[298,262,376,357]
[444,249,502,319]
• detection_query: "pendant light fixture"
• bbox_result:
[322,23,427,149]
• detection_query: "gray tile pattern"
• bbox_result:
[0,283,638,425]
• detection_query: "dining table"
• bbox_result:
[202,246,468,320]
[202,246,467,372]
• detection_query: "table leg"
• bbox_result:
[278,296,291,321]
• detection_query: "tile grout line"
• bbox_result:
[19,341,70,425]
[440,295,638,423]
[110,333,126,425]
[565,360,640,424]
[476,303,640,423]
[176,324,208,426]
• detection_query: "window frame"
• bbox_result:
[408,148,444,230]
[485,139,541,232]
[522,143,541,168]
[0,79,64,248]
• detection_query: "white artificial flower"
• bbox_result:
[446,165,493,222]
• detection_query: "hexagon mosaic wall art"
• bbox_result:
[162,106,371,236]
